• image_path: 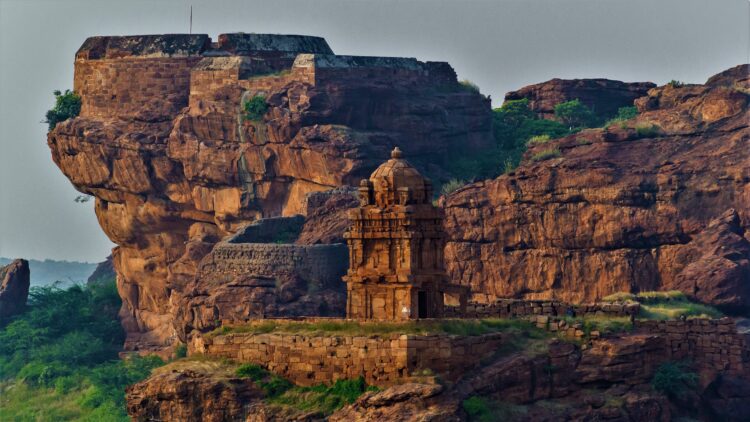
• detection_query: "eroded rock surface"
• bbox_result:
[48,33,493,350]
[0,259,30,319]
[444,65,750,311]
[505,78,656,120]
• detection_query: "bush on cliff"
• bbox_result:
[44,89,81,131]
[0,282,163,421]
[554,99,597,129]
[444,98,570,184]
[651,361,698,399]
[243,95,269,121]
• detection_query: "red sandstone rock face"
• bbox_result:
[47,34,493,351]
[0,259,30,318]
[505,78,656,119]
[444,65,750,312]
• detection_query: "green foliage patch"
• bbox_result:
[651,361,698,398]
[440,178,467,196]
[243,95,269,121]
[554,99,597,129]
[0,282,164,421]
[531,148,562,162]
[602,290,723,320]
[236,364,375,415]
[462,396,528,422]
[45,89,81,131]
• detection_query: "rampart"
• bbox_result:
[192,328,505,387]
[445,298,640,319]
[74,33,460,120]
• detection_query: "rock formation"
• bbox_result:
[444,65,750,312]
[87,255,115,285]
[504,78,656,119]
[47,33,493,350]
[0,259,30,319]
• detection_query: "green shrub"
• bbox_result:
[243,95,269,121]
[634,123,660,138]
[440,178,467,196]
[605,106,639,126]
[236,363,268,381]
[554,99,596,129]
[667,80,685,88]
[531,148,562,162]
[651,361,698,398]
[0,281,164,419]
[45,89,81,131]
[527,134,551,145]
[459,79,481,93]
[269,377,376,415]
[174,344,187,359]
[463,396,493,421]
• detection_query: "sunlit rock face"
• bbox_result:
[444,65,750,313]
[47,33,493,351]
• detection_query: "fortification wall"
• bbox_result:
[74,57,202,120]
[445,299,640,319]
[200,242,347,289]
[634,318,749,374]
[193,329,505,387]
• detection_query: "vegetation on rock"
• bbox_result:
[554,99,597,129]
[236,363,376,415]
[603,290,723,320]
[242,95,269,121]
[651,361,698,398]
[44,90,81,131]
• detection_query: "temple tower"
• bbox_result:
[343,147,467,320]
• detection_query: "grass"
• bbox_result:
[459,79,481,94]
[440,178,467,196]
[236,364,376,415]
[559,316,633,337]
[526,134,551,145]
[530,147,562,162]
[462,396,528,422]
[634,122,661,138]
[213,318,547,338]
[602,290,723,320]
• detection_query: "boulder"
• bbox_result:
[504,78,655,120]
[0,259,30,318]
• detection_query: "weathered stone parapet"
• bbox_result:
[445,299,640,319]
[633,318,750,374]
[192,326,506,387]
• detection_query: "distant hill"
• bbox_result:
[0,257,98,287]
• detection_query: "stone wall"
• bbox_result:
[445,299,639,319]
[193,328,505,387]
[201,242,347,287]
[634,318,749,374]
[75,57,203,119]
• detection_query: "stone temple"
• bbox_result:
[343,147,468,320]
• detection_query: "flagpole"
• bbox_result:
[190,5,193,34]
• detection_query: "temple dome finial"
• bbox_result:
[391,146,403,159]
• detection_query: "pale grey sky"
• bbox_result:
[0,0,747,262]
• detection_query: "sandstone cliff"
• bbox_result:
[444,65,750,313]
[505,78,656,120]
[47,33,493,350]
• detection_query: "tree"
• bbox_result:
[554,99,596,129]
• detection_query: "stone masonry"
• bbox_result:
[343,148,468,320]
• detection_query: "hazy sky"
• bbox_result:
[0,0,747,263]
